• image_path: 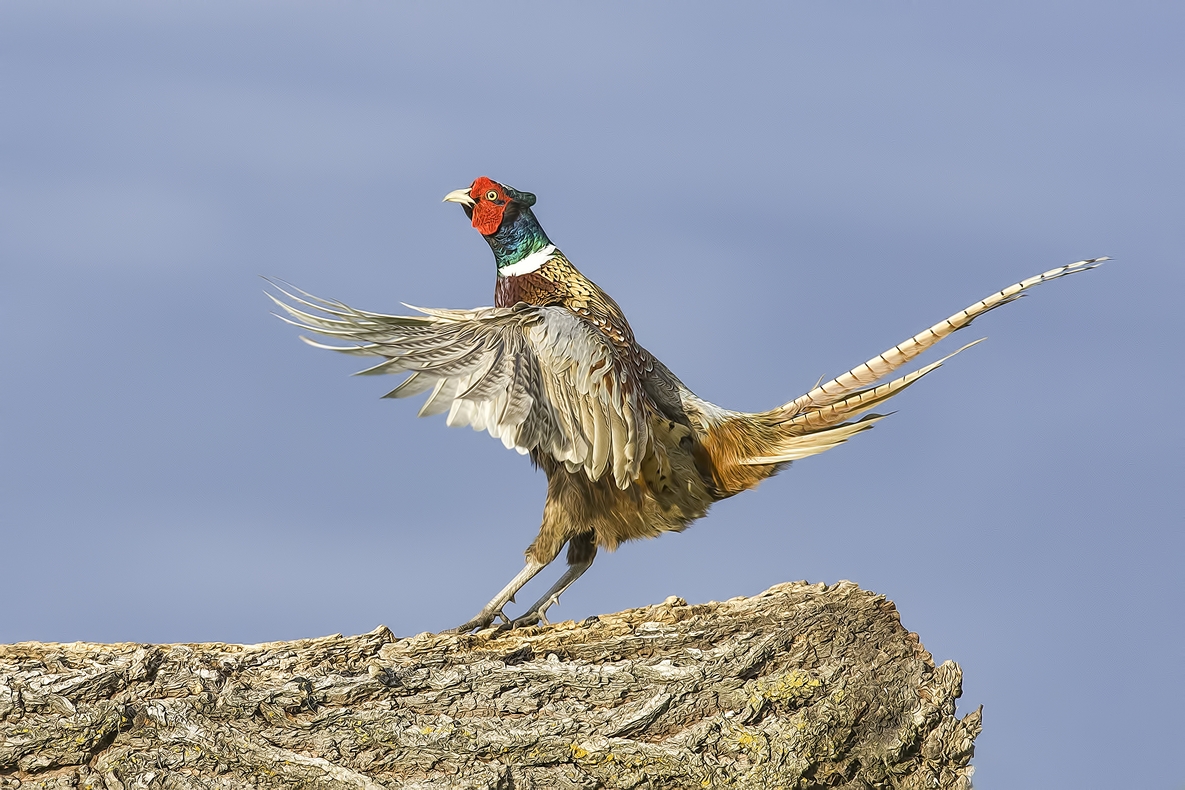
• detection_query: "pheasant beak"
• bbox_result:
[442,187,476,208]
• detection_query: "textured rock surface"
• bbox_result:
[0,581,979,789]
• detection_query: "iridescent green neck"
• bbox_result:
[485,205,553,269]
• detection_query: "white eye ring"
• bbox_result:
[486,190,499,201]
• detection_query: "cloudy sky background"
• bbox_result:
[2,3,1181,788]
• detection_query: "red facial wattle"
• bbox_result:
[469,176,507,236]
[471,200,505,236]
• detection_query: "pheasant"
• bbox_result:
[270,176,1104,633]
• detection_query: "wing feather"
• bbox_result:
[270,283,648,486]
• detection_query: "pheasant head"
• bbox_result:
[444,177,553,271]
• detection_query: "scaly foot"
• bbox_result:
[505,594,561,630]
[441,559,551,635]
[499,560,592,631]
[444,608,509,635]
[506,611,548,629]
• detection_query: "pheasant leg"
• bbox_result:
[446,558,549,634]
[508,559,594,629]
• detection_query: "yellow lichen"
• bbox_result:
[758,669,823,703]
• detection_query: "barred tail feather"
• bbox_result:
[775,339,983,433]
[742,340,981,465]
[773,257,1107,418]
[736,257,1107,470]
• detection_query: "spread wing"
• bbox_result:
[268,284,650,488]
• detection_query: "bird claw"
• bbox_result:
[507,596,559,630]
[450,565,582,634]
[445,608,507,635]
[508,612,543,630]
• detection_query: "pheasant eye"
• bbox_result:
[486,190,499,201]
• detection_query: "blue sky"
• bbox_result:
[1,3,1181,788]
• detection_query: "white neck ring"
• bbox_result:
[497,244,556,277]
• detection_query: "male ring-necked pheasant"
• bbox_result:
[271,176,1104,633]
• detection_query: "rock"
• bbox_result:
[0,581,979,789]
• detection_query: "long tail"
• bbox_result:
[710,258,1106,480]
